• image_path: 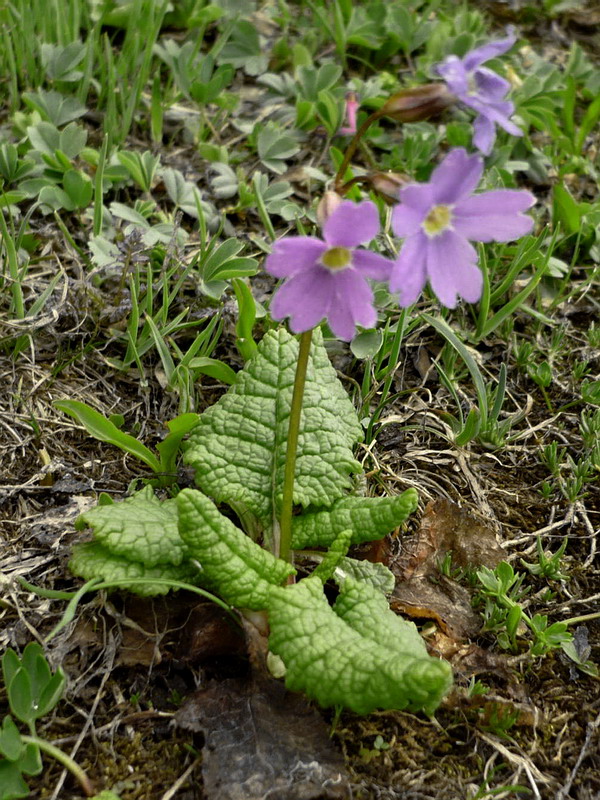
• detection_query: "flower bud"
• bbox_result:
[339,91,359,135]
[381,82,456,122]
[316,190,344,228]
[367,171,408,204]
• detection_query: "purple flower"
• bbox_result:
[390,148,535,308]
[265,200,394,341]
[436,32,522,155]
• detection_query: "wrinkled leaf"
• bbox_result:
[69,541,198,596]
[76,486,184,567]
[336,557,395,595]
[291,489,418,549]
[268,577,452,715]
[177,489,295,610]
[185,328,363,528]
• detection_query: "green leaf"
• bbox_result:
[38,185,74,212]
[36,668,65,718]
[118,150,160,193]
[232,278,258,361]
[0,717,24,762]
[63,169,93,208]
[27,122,60,155]
[7,669,34,727]
[312,530,352,582]
[22,90,87,126]
[41,41,86,81]
[58,122,88,159]
[187,357,237,385]
[291,489,418,549]
[77,486,184,567]
[184,328,363,527]
[268,577,452,715]
[335,557,395,595]
[553,184,581,235]
[257,124,300,174]
[155,413,200,474]
[217,20,267,76]
[17,743,42,777]
[296,64,342,102]
[69,541,198,597]
[582,379,600,405]
[21,644,51,705]
[54,400,162,473]
[1,651,20,691]
[177,489,295,610]
[350,329,383,359]
[0,759,30,800]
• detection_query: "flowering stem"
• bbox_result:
[279,329,312,563]
[334,109,384,193]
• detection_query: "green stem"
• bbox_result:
[21,735,95,797]
[279,329,312,563]
[563,611,600,626]
[333,109,384,193]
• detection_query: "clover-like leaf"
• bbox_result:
[268,577,452,715]
[177,489,295,610]
[0,716,23,762]
[185,328,363,529]
[291,488,418,549]
[0,759,30,800]
[76,486,184,567]
[69,542,198,597]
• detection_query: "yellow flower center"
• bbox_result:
[422,204,452,237]
[320,246,352,270]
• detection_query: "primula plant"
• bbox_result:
[58,28,537,720]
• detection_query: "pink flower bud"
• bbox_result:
[339,91,359,135]
[316,191,344,228]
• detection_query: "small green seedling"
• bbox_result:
[0,643,93,799]
[54,400,200,486]
[521,536,569,581]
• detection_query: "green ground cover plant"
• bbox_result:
[1,1,598,798]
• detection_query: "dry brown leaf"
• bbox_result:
[391,575,481,640]
[397,497,505,580]
[176,676,351,800]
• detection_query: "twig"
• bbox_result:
[159,756,202,800]
[555,710,600,800]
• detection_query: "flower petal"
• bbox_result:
[351,249,394,281]
[270,267,333,332]
[265,237,327,278]
[453,190,535,242]
[392,201,427,237]
[463,33,516,71]
[397,183,436,213]
[389,232,428,306]
[472,113,496,156]
[430,148,483,204]
[467,98,522,137]
[426,230,480,308]
[327,270,376,341]
[474,66,511,101]
[323,200,380,248]
[436,55,469,95]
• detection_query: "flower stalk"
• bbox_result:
[278,329,313,563]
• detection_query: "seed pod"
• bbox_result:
[381,82,456,122]
[368,171,409,204]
